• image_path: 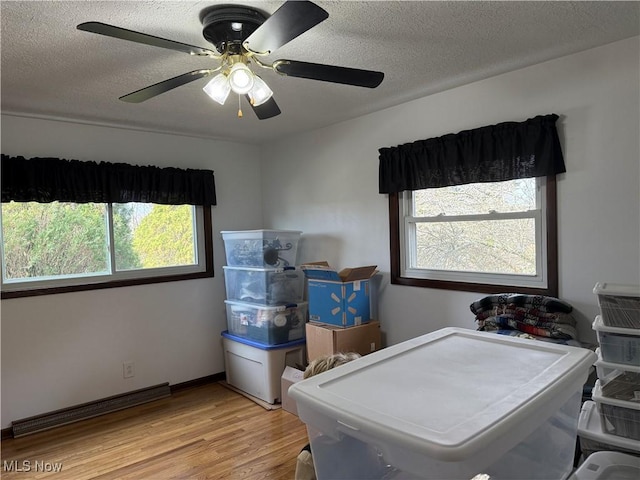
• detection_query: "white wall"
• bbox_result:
[0,116,264,428]
[261,37,640,347]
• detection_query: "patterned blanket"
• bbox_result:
[490,329,582,347]
[470,294,578,340]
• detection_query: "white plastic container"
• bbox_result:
[290,327,596,480]
[223,266,305,305]
[221,332,306,404]
[594,282,640,329]
[570,451,640,480]
[224,299,307,345]
[592,380,640,441]
[577,401,640,459]
[594,348,640,403]
[221,230,301,267]
[592,316,640,366]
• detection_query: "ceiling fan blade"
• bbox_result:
[246,96,282,120]
[243,1,328,54]
[274,60,384,88]
[77,22,218,57]
[120,70,216,103]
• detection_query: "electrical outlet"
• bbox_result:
[123,361,135,378]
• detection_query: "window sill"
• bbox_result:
[1,269,214,299]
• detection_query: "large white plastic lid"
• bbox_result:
[594,282,640,298]
[291,327,596,461]
[578,401,640,452]
[572,451,640,480]
[593,315,640,335]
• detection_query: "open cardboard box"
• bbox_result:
[302,262,378,327]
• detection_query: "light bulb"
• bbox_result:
[248,75,273,107]
[228,62,254,95]
[202,73,230,105]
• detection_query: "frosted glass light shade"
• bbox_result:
[203,73,231,105]
[228,63,254,94]
[248,75,273,106]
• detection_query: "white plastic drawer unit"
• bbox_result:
[571,451,640,480]
[591,380,640,441]
[289,327,596,480]
[593,282,640,329]
[592,316,640,367]
[577,401,640,459]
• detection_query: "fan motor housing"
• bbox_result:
[201,6,267,55]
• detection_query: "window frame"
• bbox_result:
[0,204,214,299]
[388,176,558,296]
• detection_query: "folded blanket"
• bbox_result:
[470,294,573,315]
[489,329,583,347]
[471,293,578,340]
[474,306,576,323]
[478,314,578,340]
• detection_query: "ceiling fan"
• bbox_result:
[77,0,384,120]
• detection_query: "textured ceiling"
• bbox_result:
[2,1,639,144]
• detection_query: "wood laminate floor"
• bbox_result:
[1,383,309,479]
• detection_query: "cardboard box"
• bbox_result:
[306,321,381,362]
[281,366,305,416]
[302,262,377,327]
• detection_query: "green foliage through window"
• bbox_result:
[1,201,208,295]
[2,202,112,279]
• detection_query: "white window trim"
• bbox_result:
[398,177,549,290]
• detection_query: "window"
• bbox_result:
[0,201,213,298]
[1,154,217,298]
[379,115,564,296]
[389,176,558,296]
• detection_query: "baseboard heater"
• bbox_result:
[11,383,171,438]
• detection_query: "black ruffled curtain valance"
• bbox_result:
[1,155,217,206]
[378,114,565,194]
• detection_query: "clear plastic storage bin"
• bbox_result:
[578,401,640,458]
[594,348,640,403]
[570,451,640,480]
[224,299,307,345]
[221,230,301,267]
[592,380,640,441]
[592,316,640,366]
[594,282,640,329]
[223,266,305,305]
[290,328,596,480]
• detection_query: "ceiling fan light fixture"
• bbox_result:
[228,62,254,94]
[203,73,231,105]
[78,0,383,121]
[248,75,273,106]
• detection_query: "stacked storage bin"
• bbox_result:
[578,283,640,458]
[220,230,307,404]
[290,327,596,479]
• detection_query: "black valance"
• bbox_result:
[1,155,217,206]
[378,114,565,194]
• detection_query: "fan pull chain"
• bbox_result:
[237,95,243,118]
